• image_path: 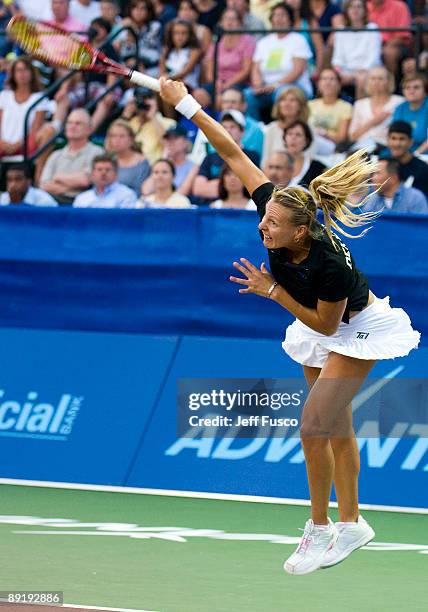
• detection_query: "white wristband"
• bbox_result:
[175,94,202,120]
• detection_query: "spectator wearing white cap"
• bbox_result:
[191,87,264,165]
[192,109,260,205]
[218,87,264,159]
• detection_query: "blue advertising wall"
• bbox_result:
[0,206,427,341]
[0,328,178,484]
[0,327,427,508]
[0,208,427,509]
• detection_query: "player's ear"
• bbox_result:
[295,225,307,242]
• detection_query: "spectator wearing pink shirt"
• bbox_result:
[49,0,87,32]
[367,0,412,76]
[204,8,256,103]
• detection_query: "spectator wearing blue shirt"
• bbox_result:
[365,158,428,214]
[73,155,138,208]
[392,73,428,154]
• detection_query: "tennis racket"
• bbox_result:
[6,15,160,92]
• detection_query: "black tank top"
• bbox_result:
[253,182,369,324]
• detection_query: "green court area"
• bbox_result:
[1,484,427,612]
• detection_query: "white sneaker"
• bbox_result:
[284,518,338,575]
[320,515,375,569]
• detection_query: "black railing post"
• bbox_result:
[213,26,222,102]
[414,21,423,72]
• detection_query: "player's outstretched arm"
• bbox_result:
[159,77,269,196]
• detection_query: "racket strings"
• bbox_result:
[8,18,93,70]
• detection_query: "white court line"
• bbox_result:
[0,478,427,515]
[63,604,159,612]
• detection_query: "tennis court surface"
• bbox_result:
[1,483,427,612]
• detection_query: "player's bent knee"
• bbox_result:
[300,421,332,441]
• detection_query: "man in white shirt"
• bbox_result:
[73,155,138,208]
[70,0,101,28]
[17,0,53,20]
[0,164,58,206]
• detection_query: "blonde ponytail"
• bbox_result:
[309,149,380,245]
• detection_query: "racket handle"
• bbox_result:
[129,70,160,92]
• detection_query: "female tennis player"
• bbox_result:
[159,77,420,575]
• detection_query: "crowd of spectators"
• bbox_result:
[0,0,427,214]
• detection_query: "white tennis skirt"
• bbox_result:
[282,296,421,368]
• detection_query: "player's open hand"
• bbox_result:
[159,76,188,107]
[230,258,275,298]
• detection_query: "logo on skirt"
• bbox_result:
[356,331,370,339]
